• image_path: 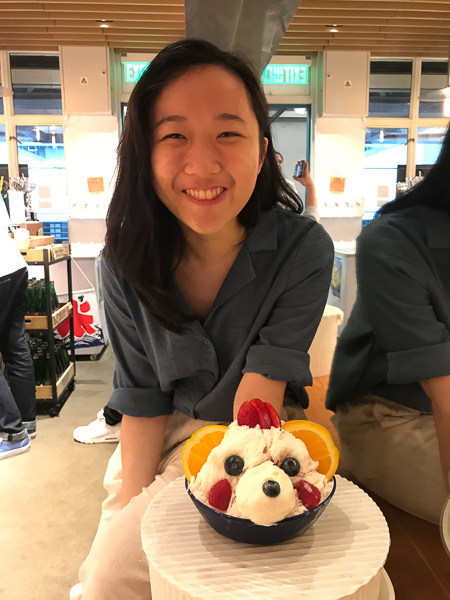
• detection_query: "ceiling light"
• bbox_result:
[100,24,109,28]
[51,133,56,148]
[330,28,339,33]
[35,128,40,142]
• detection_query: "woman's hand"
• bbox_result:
[233,372,286,420]
[420,375,450,493]
[293,160,313,189]
[121,414,168,508]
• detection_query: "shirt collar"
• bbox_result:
[422,207,450,249]
[244,208,278,253]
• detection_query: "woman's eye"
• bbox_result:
[224,455,244,476]
[281,457,301,477]
[218,131,240,138]
[162,133,186,140]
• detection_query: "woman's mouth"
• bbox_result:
[183,186,226,202]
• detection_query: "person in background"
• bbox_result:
[70,39,333,599]
[326,126,450,525]
[0,223,36,459]
[274,151,320,222]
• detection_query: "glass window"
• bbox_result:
[16,125,67,219]
[10,54,62,115]
[363,127,408,220]
[369,60,412,118]
[419,61,449,118]
[415,127,446,176]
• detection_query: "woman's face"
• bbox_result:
[151,65,267,237]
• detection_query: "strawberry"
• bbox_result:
[208,479,232,512]
[237,401,260,428]
[251,398,272,429]
[294,479,321,510]
[266,403,282,428]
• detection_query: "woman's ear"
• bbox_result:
[258,137,269,174]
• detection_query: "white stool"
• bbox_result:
[142,475,393,600]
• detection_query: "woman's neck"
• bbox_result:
[180,220,246,265]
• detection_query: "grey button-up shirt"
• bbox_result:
[103,207,334,421]
[327,206,450,414]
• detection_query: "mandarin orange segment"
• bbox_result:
[182,425,229,481]
[282,420,339,480]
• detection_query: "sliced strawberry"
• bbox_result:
[237,401,260,428]
[266,403,282,428]
[251,398,272,429]
[294,479,321,510]
[208,479,232,512]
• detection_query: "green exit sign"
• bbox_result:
[262,64,309,85]
[124,62,150,83]
[123,62,309,86]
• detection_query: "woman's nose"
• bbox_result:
[183,142,221,177]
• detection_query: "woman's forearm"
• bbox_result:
[305,183,317,208]
[420,375,450,492]
[233,372,287,420]
[121,414,168,508]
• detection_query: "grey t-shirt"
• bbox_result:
[103,207,334,422]
[326,206,450,414]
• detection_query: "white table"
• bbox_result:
[142,475,392,600]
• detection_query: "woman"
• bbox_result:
[326,128,450,525]
[74,39,333,599]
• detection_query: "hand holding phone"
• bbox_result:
[294,160,306,178]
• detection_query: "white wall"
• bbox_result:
[314,117,366,219]
[63,115,118,228]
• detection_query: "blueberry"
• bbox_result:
[262,480,281,497]
[281,457,301,477]
[224,455,244,476]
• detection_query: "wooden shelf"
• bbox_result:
[21,244,70,264]
[35,362,75,400]
[25,302,72,331]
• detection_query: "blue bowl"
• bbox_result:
[185,476,336,545]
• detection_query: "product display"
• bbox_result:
[24,278,59,315]
[184,399,338,528]
[27,334,71,385]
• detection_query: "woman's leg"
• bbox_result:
[333,394,448,524]
[78,412,228,600]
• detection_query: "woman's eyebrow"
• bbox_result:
[215,113,246,123]
[154,115,186,129]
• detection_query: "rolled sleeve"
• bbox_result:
[357,222,450,385]
[243,224,334,387]
[101,256,173,418]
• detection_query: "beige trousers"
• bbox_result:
[77,404,305,599]
[333,394,449,525]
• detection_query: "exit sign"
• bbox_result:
[123,62,309,86]
[262,64,309,85]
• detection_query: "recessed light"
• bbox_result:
[100,24,109,28]
[325,24,342,28]
[330,28,339,32]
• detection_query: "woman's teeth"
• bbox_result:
[185,187,224,200]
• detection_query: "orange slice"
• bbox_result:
[182,425,229,482]
[282,420,339,480]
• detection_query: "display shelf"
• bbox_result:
[25,244,76,416]
[25,302,72,331]
[35,362,75,400]
[21,244,70,264]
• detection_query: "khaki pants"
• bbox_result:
[333,394,449,525]
[77,404,306,599]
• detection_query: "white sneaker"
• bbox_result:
[69,583,83,600]
[73,409,121,444]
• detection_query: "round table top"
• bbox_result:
[142,475,390,600]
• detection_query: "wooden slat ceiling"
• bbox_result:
[0,0,449,57]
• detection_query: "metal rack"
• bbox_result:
[23,246,76,417]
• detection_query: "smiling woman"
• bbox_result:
[73,39,334,600]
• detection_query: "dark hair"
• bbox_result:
[275,151,283,161]
[104,39,302,331]
[377,125,450,217]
